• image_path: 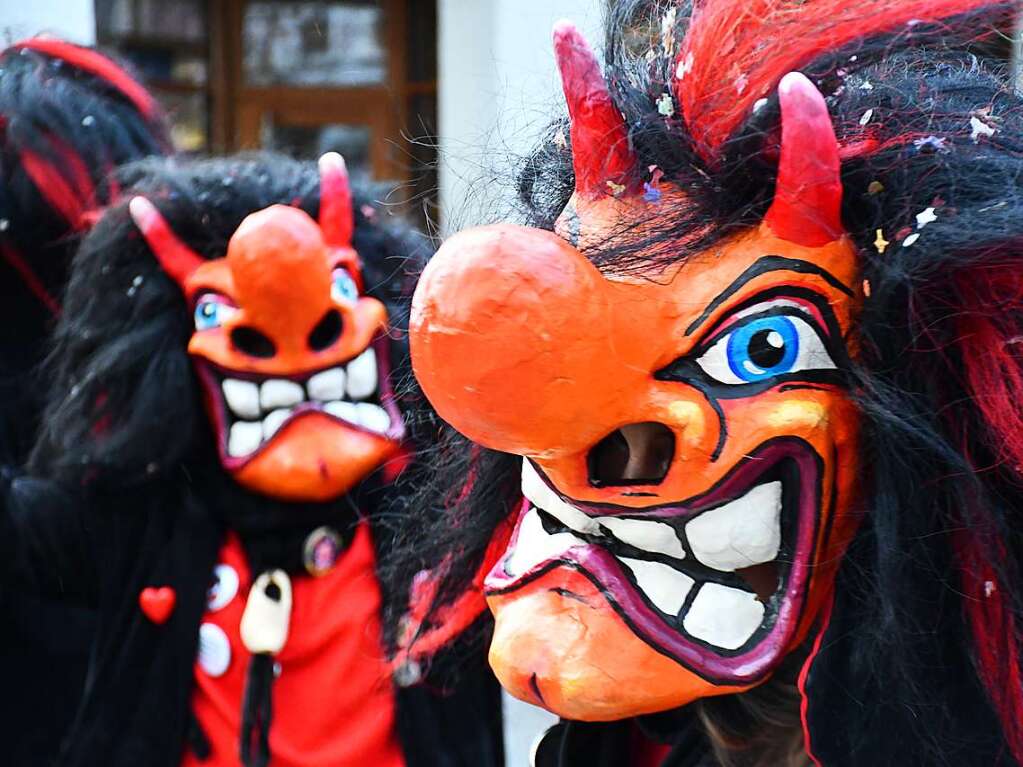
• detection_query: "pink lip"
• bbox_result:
[197,335,406,471]
[484,438,824,686]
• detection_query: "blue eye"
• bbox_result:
[331,268,359,304]
[694,309,835,385]
[194,296,235,331]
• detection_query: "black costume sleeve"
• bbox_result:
[0,471,100,605]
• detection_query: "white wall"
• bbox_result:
[437,0,603,234]
[436,3,607,759]
[0,0,95,45]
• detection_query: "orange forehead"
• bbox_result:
[185,204,360,305]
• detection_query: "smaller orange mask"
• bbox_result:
[130,153,403,502]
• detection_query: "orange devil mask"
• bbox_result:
[410,24,863,720]
[130,153,403,502]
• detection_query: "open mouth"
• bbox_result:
[196,337,405,469]
[484,437,823,686]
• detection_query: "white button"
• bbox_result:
[207,564,239,611]
[198,623,231,677]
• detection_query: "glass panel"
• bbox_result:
[244,2,387,87]
[163,91,208,154]
[262,121,373,178]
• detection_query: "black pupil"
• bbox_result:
[748,329,785,369]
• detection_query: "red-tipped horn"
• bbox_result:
[128,196,204,288]
[553,20,637,199]
[317,152,354,248]
[763,72,843,247]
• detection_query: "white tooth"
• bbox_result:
[222,379,260,419]
[685,482,782,572]
[619,557,694,615]
[324,400,359,423]
[355,403,391,434]
[682,583,765,650]
[520,459,602,536]
[346,349,377,400]
[307,367,346,401]
[505,507,586,577]
[262,408,291,439]
[600,516,685,559]
[260,379,304,410]
[228,421,262,457]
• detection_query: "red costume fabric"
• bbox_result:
[184,523,404,767]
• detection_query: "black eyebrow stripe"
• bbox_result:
[683,255,855,337]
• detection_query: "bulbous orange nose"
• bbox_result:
[228,205,333,351]
[411,224,655,459]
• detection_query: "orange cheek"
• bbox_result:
[487,567,747,721]
[720,390,861,648]
[232,413,400,502]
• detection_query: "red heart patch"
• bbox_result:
[139,586,176,624]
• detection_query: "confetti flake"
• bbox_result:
[913,135,948,153]
[859,108,874,126]
[867,181,885,195]
[676,52,694,81]
[970,115,996,142]
[656,93,675,117]
[606,180,626,197]
[553,129,567,149]
[915,207,938,228]
[862,278,872,297]
[985,580,996,598]
[902,232,921,248]
[752,98,769,114]
[874,229,890,254]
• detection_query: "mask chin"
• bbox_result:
[230,412,399,502]
[487,566,749,721]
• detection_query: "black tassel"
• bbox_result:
[186,711,212,761]
[239,653,274,767]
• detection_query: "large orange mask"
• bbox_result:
[130,153,403,502]
[410,25,863,721]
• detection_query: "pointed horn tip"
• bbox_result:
[777,71,827,109]
[318,151,347,172]
[552,19,579,43]
[128,195,155,226]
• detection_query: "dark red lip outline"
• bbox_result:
[196,335,406,472]
[484,437,823,686]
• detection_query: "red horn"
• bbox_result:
[318,152,354,248]
[128,196,204,288]
[763,72,843,247]
[553,20,637,199]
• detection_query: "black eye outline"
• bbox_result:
[655,285,851,399]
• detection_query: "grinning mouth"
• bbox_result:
[484,437,823,686]
[196,337,405,469]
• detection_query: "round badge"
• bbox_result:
[207,564,239,611]
[197,622,231,677]
[302,527,343,577]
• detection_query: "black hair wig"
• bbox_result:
[0,39,172,461]
[387,1,1023,765]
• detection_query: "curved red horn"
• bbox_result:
[317,152,354,248]
[128,196,204,288]
[553,20,637,199]
[763,72,843,247]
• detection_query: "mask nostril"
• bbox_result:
[308,309,344,351]
[230,326,276,359]
[587,422,675,487]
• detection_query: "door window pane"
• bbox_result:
[244,2,387,87]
